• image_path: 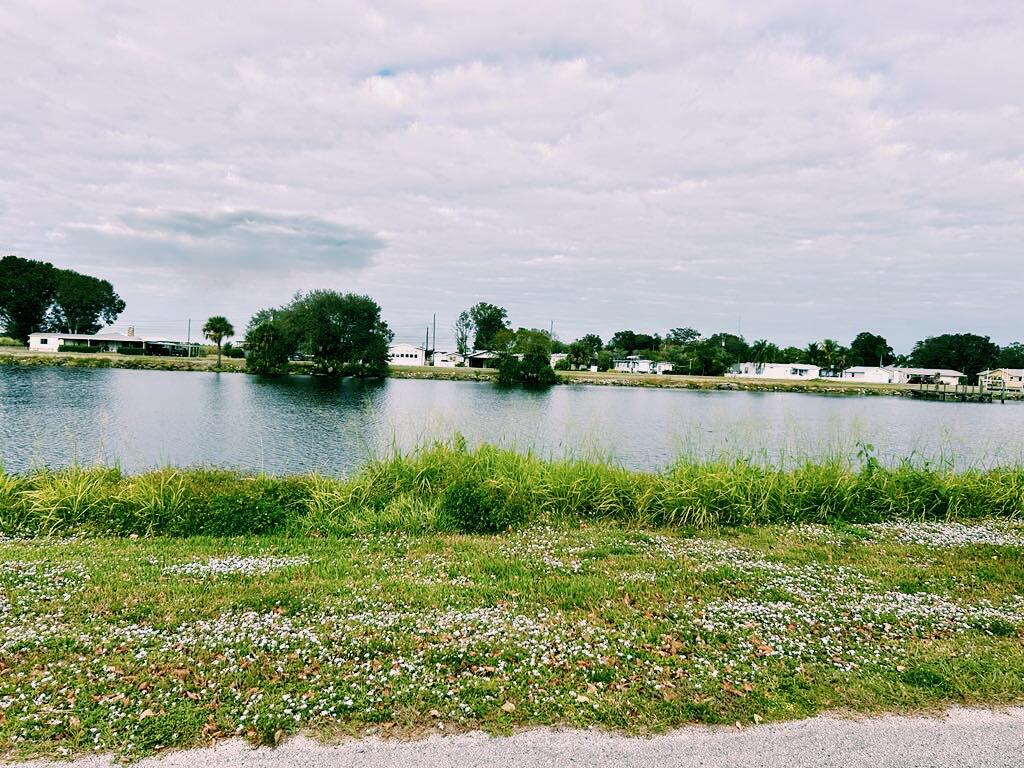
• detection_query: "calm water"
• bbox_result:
[1,367,1023,474]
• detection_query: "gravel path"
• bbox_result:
[8,707,1024,768]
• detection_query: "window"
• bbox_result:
[40,338,48,345]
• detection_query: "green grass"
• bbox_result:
[1,443,1022,537]
[1,447,1022,758]
[0,521,1021,759]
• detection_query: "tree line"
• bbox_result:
[3,254,1020,383]
[0,256,126,341]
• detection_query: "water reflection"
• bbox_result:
[1,366,1022,474]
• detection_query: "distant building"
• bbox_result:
[728,362,821,380]
[466,350,499,369]
[550,353,568,368]
[889,367,964,387]
[432,351,466,368]
[28,330,145,353]
[841,366,897,384]
[613,356,673,374]
[387,343,427,366]
[977,368,1024,391]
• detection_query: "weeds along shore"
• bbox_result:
[2,443,1022,537]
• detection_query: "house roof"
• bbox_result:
[979,368,1024,376]
[843,366,893,373]
[893,367,964,377]
[29,332,142,342]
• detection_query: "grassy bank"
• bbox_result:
[0,347,249,373]
[0,518,1022,759]
[1,443,1022,537]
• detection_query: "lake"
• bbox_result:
[1,366,1022,474]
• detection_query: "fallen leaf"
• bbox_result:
[501,701,516,713]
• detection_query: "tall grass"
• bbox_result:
[0,442,1021,537]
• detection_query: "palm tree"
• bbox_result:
[804,341,822,366]
[203,316,234,368]
[820,338,847,377]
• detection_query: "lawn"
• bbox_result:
[1,519,1022,759]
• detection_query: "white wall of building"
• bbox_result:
[728,362,821,380]
[28,333,61,351]
[387,343,427,366]
[432,351,465,367]
[841,366,896,384]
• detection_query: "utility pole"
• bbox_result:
[186,319,191,358]
[432,313,436,352]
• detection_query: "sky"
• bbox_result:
[2,1,1023,351]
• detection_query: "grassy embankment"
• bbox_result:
[0,444,1023,759]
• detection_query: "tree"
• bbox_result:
[997,342,1024,369]
[910,333,1000,379]
[608,330,660,354]
[0,255,126,342]
[495,329,556,387]
[804,341,822,367]
[750,339,781,363]
[47,269,125,334]
[203,316,235,368]
[0,255,56,342]
[779,346,805,363]
[467,303,509,350]
[567,340,595,369]
[453,311,473,356]
[596,350,613,372]
[849,332,894,367]
[244,319,293,375]
[818,339,849,376]
[666,327,700,346]
[289,290,393,376]
[704,333,749,365]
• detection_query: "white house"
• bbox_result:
[550,353,568,368]
[431,351,466,368]
[889,367,964,387]
[27,330,145,353]
[841,366,897,384]
[387,343,427,366]
[977,368,1024,391]
[613,356,673,374]
[728,362,821,380]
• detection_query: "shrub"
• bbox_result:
[0,336,23,347]
[437,475,530,533]
[117,346,146,355]
[59,344,101,353]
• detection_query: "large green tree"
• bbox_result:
[910,333,1000,378]
[0,256,57,342]
[0,256,126,342]
[48,269,125,335]
[468,303,509,350]
[849,331,894,367]
[244,319,294,375]
[202,316,235,368]
[289,290,393,376]
[997,342,1024,369]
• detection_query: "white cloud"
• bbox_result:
[0,1,1022,349]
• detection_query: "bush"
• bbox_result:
[437,475,530,533]
[0,336,23,347]
[117,346,145,355]
[59,344,101,353]
[553,359,570,371]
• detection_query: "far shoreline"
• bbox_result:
[2,347,1019,400]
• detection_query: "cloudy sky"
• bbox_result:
[2,1,1022,350]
